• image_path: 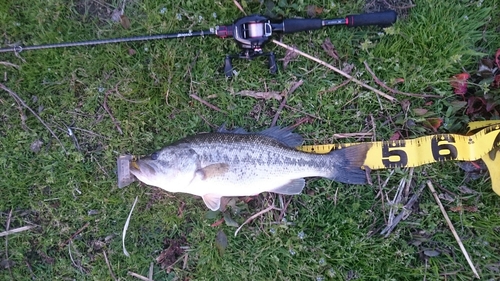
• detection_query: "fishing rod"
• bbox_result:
[0,10,397,77]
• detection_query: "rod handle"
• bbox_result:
[346,10,397,27]
[281,18,323,34]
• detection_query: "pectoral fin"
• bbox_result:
[202,194,223,211]
[270,179,305,195]
[196,163,229,180]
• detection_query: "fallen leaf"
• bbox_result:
[205,210,219,219]
[234,90,282,100]
[156,238,186,270]
[458,185,477,194]
[413,108,428,116]
[450,205,478,212]
[457,161,487,172]
[283,45,299,69]
[466,96,485,114]
[306,5,323,17]
[400,99,410,111]
[485,100,498,112]
[341,62,354,75]
[30,139,43,153]
[215,230,228,256]
[422,117,443,132]
[449,100,467,111]
[450,73,470,96]
[493,74,500,88]
[223,211,239,227]
[389,131,402,140]
[423,249,440,257]
[438,193,454,202]
[210,218,225,227]
[111,9,122,22]
[120,14,131,29]
[0,259,15,269]
[477,58,494,78]
[321,38,339,60]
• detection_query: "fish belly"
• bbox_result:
[185,162,323,197]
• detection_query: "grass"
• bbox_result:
[1,0,500,280]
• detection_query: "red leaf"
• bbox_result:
[493,74,500,88]
[423,118,443,132]
[466,96,485,114]
[485,100,498,112]
[389,131,402,140]
[450,73,470,96]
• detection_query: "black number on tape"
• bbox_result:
[382,141,408,168]
[431,135,458,161]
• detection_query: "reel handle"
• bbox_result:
[346,10,397,27]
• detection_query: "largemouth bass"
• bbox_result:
[119,126,371,211]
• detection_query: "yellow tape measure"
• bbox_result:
[298,121,500,195]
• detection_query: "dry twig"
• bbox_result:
[103,250,118,281]
[59,222,90,249]
[271,40,397,102]
[235,204,279,236]
[363,61,441,98]
[148,262,154,279]
[232,0,247,15]
[271,79,304,127]
[128,271,153,281]
[0,225,36,237]
[103,89,123,134]
[189,93,227,114]
[0,83,67,153]
[283,105,325,121]
[381,182,424,237]
[68,241,86,273]
[319,78,352,94]
[4,209,13,278]
[426,180,480,279]
[0,61,19,69]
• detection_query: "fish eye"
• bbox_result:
[151,152,159,160]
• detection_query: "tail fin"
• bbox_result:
[328,143,372,184]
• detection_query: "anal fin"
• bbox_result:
[270,179,305,195]
[202,194,223,211]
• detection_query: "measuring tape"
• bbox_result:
[298,121,500,196]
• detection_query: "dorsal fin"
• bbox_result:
[258,126,303,147]
[217,124,248,134]
[217,125,303,148]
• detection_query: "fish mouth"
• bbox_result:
[130,160,157,178]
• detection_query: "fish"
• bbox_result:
[119,125,372,211]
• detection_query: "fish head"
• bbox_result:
[130,145,200,192]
